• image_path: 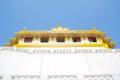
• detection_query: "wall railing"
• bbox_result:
[0,47,120,54]
[0,74,118,80]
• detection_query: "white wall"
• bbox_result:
[0,47,120,80]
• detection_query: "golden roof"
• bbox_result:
[4,25,116,49]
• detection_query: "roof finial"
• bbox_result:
[57,22,62,28]
[92,25,96,30]
[23,26,27,32]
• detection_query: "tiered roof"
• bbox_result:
[4,25,116,49]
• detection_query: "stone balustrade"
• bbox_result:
[0,47,120,54]
[0,74,120,80]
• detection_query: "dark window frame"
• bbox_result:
[41,37,49,43]
[24,37,33,43]
[57,37,65,42]
[88,37,97,42]
[72,37,81,42]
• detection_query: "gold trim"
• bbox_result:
[15,43,108,48]
[4,43,12,46]
[51,25,70,32]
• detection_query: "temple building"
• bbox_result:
[0,25,120,80]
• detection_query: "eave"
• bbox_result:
[4,43,12,46]
[103,37,111,43]
[109,42,116,49]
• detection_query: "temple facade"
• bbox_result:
[0,25,120,80]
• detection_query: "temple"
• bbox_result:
[4,25,116,48]
[0,25,120,80]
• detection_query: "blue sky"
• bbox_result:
[0,0,120,48]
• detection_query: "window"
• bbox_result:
[24,37,33,43]
[41,37,49,42]
[72,37,81,42]
[57,37,65,42]
[88,37,97,42]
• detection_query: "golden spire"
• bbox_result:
[22,26,27,32]
[57,22,62,28]
[92,25,96,30]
